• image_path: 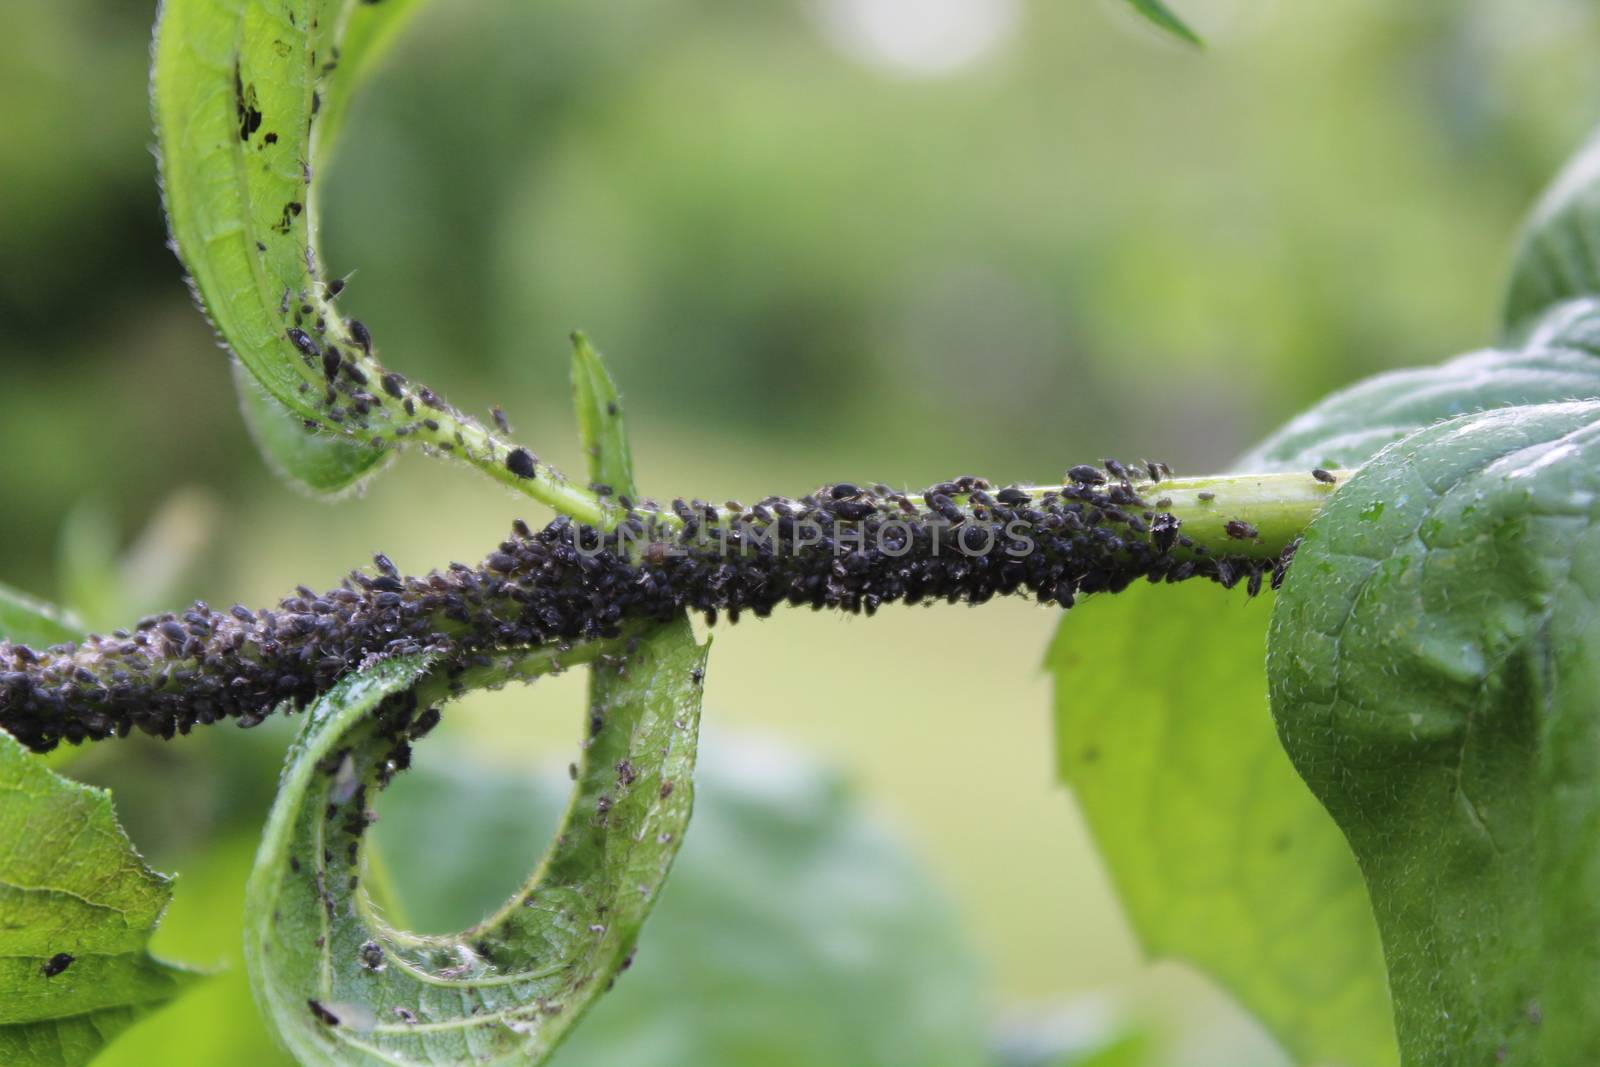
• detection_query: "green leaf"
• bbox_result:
[372,735,993,1067]
[1268,399,1600,1063]
[1504,125,1600,335]
[1239,299,1600,475]
[1120,0,1202,47]
[570,333,635,501]
[0,583,83,648]
[233,361,391,496]
[0,729,199,1066]
[153,0,409,494]
[245,622,709,1066]
[1050,584,1396,1067]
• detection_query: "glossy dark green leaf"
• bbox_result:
[1269,399,1600,1063]
[1050,584,1395,1067]
[371,735,992,1067]
[0,729,199,1066]
[1504,125,1600,335]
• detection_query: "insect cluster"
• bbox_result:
[0,462,1291,752]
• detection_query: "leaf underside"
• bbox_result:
[154,0,401,495]
[0,731,199,1067]
[1051,585,1397,1067]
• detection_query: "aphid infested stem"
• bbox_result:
[0,464,1340,752]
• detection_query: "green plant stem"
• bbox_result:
[406,406,622,528]
[676,469,1348,560]
[1024,469,1346,559]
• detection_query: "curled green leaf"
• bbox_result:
[0,730,200,1066]
[155,0,347,419]
[154,0,417,495]
[245,623,708,1066]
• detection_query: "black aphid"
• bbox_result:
[491,406,510,434]
[506,448,537,479]
[286,327,320,359]
[347,319,372,355]
[1311,468,1337,484]
[41,952,74,978]
[1066,465,1106,486]
[1150,513,1180,554]
[1225,519,1259,540]
[381,373,406,399]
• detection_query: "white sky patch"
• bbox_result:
[814,0,1022,76]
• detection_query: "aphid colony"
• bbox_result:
[0,462,1291,752]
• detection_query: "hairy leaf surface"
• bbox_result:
[154,0,403,493]
[1050,584,1396,1067]
[0,730,198,1066]
[1269,400,1600,1063]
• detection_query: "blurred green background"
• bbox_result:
[5,0,1600,1063]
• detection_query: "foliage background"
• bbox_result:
[4,0,1600,1063]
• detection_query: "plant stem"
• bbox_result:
[668,469,1347,561]
[1022,470,1345,559]
[405,405,622,528]
[0,468,1348,750]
